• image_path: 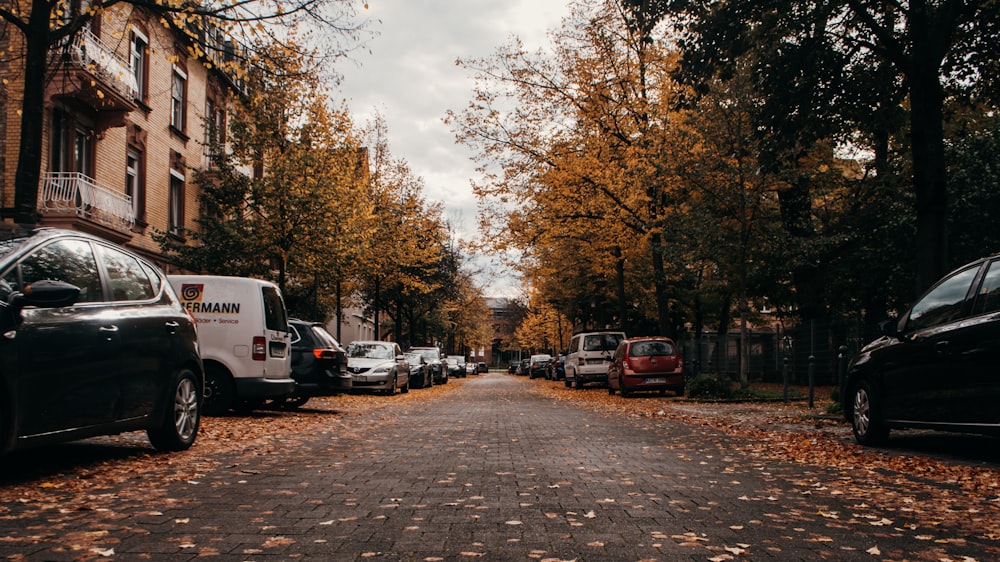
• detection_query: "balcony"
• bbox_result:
[47,29,138,128]
[39,172,135,240]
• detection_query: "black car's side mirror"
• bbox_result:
[878,318,899,337]
[8,280,81,314]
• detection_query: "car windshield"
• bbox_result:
[0,233,31,261]
[417,349,439,360]
[348,343,394,359]
[583,334,623,352]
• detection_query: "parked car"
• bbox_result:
[477,362,488,374]
[564,331,626,388]
[516,358,530,376]
[844,253,1000,445]
[607,337,684,397]
[465,360,478,376]
[447,355,468,378]
[508,361,519,374]
[409,346,445,386]
[284,319,351,408]
[404,352,431,389]
[528,354,552,379]
[0,228,203,453]
[346,341,410,395]
[547,355,565,380]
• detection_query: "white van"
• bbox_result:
[168,275,295,414]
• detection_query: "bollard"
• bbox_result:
[782,356,789,405]
[808,355,815,408]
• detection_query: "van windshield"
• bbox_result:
[582,334,623,352]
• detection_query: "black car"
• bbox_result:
[844,253,1000,445]
[286,319,351,407]
[409,346,444,386]
[0,227,203,453]
[508,361,519,374]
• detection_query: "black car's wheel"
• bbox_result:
[147,369,201,452]
[851,379,888,445]
[202,365,234,415]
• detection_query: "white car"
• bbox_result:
[347,341,410,395]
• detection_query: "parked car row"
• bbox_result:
[512,331,685,398]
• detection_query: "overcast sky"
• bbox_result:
[336,0,569,297]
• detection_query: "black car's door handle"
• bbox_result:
[165,321,180,334]
[99,325,119,342]
[935,340,949,354]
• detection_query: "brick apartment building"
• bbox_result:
[0,5,239,266]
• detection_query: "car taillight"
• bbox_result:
[253,336,266,361]
[313,349,336,360]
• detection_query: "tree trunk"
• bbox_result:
[12,3,53,225]
[649,232,672,337]
[908,57,948,294]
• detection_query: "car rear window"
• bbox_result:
[583,334,623,352]
[261,286,289,332]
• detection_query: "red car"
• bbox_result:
[607,337,684,397]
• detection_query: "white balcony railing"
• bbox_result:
[66,29,139,99]
[40,172,135,230]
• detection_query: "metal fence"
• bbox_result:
[681,317,867,386]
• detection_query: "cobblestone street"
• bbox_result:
[0,373,997,561]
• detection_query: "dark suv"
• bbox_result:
[286,319,351,407]
[0,227,203,453]
[845,253,1000,445]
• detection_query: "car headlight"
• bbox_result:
[372,365,390,374]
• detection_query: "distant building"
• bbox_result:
[486,297,525,367]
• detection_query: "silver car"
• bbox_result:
[347,341,410,395]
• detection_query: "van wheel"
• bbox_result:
[574,377,583,389]
[202,366,234,415]
[564,376,572,388]
[147,369,201,451]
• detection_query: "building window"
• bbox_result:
[130,29,148,102]
[171,67,187,132]
[169,170,185,235]
[204,97,226,165]
[51,109,93,175]
[125,147,145,222]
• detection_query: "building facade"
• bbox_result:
[0,5,237,267]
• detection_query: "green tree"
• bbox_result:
[670,0,1000,294]
[158,43,372,313]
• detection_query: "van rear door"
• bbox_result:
[260,285,291,378]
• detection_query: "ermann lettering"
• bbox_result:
[183,302,241,314]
